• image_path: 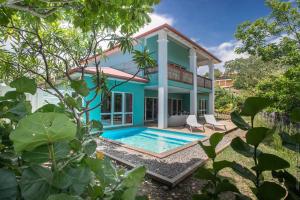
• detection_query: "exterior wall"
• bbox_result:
[167,37,190,70]
[0,84,72,112]
[84,76,145,127]
[146,35,158,61]
[145,35,190,70]
[92,40,145,75]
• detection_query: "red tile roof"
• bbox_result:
[84,23,221,63]
[69,67,148,83]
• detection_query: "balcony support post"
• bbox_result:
[189,48,197,115]
[208,60,215,114]
[157,30,168,129]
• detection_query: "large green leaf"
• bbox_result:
[82,139,97,155]
[215,180,240,194]
[272,170,300,200]
[231,111,250,130]
[0,91,26,101]
[85,157,118,187]
[20,165,54,200]
[8,101,32,117]
[10,77,37,95]
[256,153,290,171]
[240,97,271,117]
[35,104,65,113]
[194,167,215,181]
[65,94,81,109]
[23,141,70,164]
[231,162,256,184]
[115,166,146,200]
[10,112,76,152]
[256,181,287,200]
[0,100,31,121]
[199,142,216,159]
[209,132,224,148]
[290,107,300,122]
[230,137,254,157]
[70,80,89,97]
[246,127,270,147]
[0,169,18,200]
[52,166,91,195]
[213,160,233,174]
[47,194,82,200]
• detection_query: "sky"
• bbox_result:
[137,0,273,74]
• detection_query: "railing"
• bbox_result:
[146,63,212,89]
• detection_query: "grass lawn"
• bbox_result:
[204,139,299,199]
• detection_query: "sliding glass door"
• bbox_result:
[145,97,158,121]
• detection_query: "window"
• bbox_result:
[168,98,183,115]
[198,99,208,116]
[100,92,133,127]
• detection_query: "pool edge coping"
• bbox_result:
[98,127,238,187]
[99,132,208,159]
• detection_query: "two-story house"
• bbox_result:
[70,24,221,129]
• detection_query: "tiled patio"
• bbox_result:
[96,120,241,186]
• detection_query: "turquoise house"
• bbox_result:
[70,24,221,129]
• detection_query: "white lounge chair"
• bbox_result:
[186,115,205,132]
[204,114,227,131]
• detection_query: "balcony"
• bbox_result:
[146,63,212,89]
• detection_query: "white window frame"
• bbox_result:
[198,99,208,116]
[144,97,158,122]
[169,98,183,115]
[100,91,134,128]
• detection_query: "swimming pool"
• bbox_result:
[101,127,206,155]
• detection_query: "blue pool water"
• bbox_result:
[101,127,205,154]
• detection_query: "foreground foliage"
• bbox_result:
[194,96,300,199]
[0,78,148,200]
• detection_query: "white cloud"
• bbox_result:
[198,40,248,75]
[134,13,174,36]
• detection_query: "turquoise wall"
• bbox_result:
[84,76,145,126]
[145,35,190,70]
[146,35,158,61]
[168,37,190,70]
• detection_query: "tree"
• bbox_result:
[215,87,243,114]
[235,0,300,66]
[204,68,223,79]
[256,65,300,113]
[224,56,282,90]
[0,0,158,128]
[0,1,159,199]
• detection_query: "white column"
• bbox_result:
[189,49,197,115]
[157,31,168,129]
[208,60,215,114]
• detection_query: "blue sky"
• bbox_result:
[138,0,274,73]
[154,0,270,47]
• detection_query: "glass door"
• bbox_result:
[145,97,158,121]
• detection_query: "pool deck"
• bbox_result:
[96,120,240,186]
